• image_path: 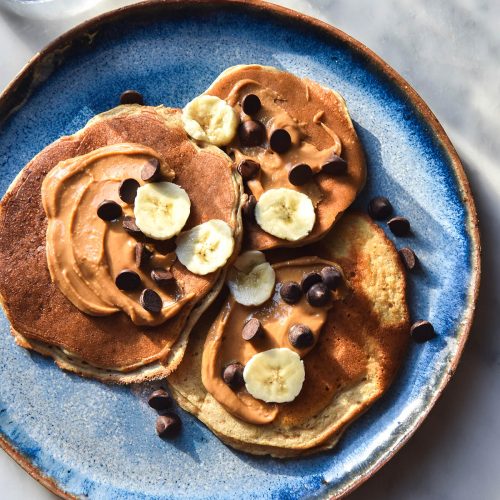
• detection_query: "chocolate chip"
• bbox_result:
[140,288,163,313]
[97,200,122,221]
[368,196,393,220]
[156,413,181,439]
[300,272,322,293]
[122,216,143,238]
[237,159,260,180]
[288,163,313,186]
[280,281,302,304]
[242,195,257,223]
[120,89,144,105]
[388,216,411,236]
[222,362,245,390]
[238,120,266,147]
[242,318,264,341]
[241,94,261,116]
[321,154,347,176]
[148,389,172,412]
[410,320,436,343]
[151,268,175,287]
[399,247,418,271]
[306,282,330,307]
[288,324,314,349]
[320,266,343,290]
[115,270,141,291]
[154,239,176,254]
[135,242,152,269]
[269,128,292,154]
[118,178,140,204]
[141,158,161,182]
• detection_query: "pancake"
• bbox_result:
[204,64,366,250]
[168,213,410,456]
[0,105,243,383]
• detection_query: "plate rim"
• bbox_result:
[0,1,481,498]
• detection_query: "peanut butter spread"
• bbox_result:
[202,257,348,425]
[42,143,193,327]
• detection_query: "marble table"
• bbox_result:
[0,1,498,498]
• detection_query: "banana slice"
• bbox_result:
[134,182,191,240]
[243,348,305,403]
[255,188,316,241]
[175,219,234,275]
[182,95,239,146]
[227,251,276,306]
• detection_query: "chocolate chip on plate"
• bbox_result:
[154,239,176,254]
[118,178,140,204]
[241,93,261,116]
[410,320,436,343]
[135,242,153,269]
[140,288,163,313]
[151,268,175,287]
[280,281,302,304]
[306,282,330,307]
[115,270,141,291]
[222,362,245,390]
[122,216,143,238]
[368,196,393,220]
[388,216,411,236]
[321,154,347,176]
[237,159,260,180]
[288,324,314,349]
[97,200,122,221]
[156,413,181,439]
[141,158,161,182]
[148,389,172,412]
[120,89,144,105]
[399,247,418,271]
[320,266,343,290]
[288,163,313,186]
[242,318,264,341]
[269,128,292,154]
[242,195,257,223]
[300,271,322,293]
[238,120,266,147]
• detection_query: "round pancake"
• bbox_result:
[0,105,243,382]
[168,213,409,456]
[205,64,366,250]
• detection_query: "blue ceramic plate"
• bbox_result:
[0,1,479,498]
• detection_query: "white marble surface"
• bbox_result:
[0,1,498,498]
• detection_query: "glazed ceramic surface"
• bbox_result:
[0,2,478,498]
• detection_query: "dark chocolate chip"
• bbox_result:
[242,318,264,341]
[120,89,144,105]
[222,362,245,390]
[141,158,161,182]
[156,413,181,438]
[238,120,266,147]
[320,266,343,290]
[288,324,314,349]
[410,320,436,343]
[115,270,141,291]
[237,159,260,180]
[388,216,411,236]
[148,389,172,412]
[321,154,348,176]
[97,200,122,221]
[306,282,330,307]
[368,196,393,220]
[269,128,292,154]
[242,195,257,223]
[300,272,322,293]
[280,281,302,304]
[241,94,261,116]
[154,239,176,254]
[399,247,418,271]
[122,216,143,238]
[288,163,313,186]
[135,243,153,269]
[151,268,175,287]
[140,288,163,313]
[118,178,140,204]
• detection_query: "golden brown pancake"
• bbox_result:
[204,65,366,250]
[168,213,410,456]
[0,105,243,383]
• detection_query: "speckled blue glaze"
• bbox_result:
[0,4,476,499]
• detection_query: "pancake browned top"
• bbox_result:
[0,106,242,371]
